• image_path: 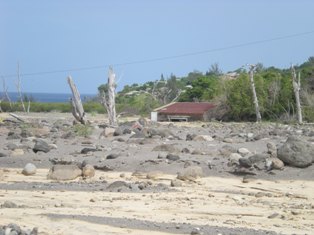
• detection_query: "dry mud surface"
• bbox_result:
[0,112,313,235]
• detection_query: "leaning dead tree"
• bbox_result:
[291,65,302,124]
[67,76,86,124]
[100,67,118,127]
[248,64,262,122]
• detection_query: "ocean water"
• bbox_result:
[2,92,96,103]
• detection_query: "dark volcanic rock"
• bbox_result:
[0,152,8,158]
[81,147,98,154]
[239,157,252,168]
[33,139,50,153]
[166,153,180,161]
[277,136,314,168]
[106,153,119,160]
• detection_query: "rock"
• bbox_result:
[277,136,314,168]
[248,153,269,164]
[181,147,191,153]
[152,144,178,153]
[219,145,237,157]
[266,158,284,170]
[271,158,285,170]
[101,127,116,137]
[81,147,98,154]
[239,157,252,168]
[228,153,242,166]
[122,128,132,134]
[223,137,234,143]
[33,139,50,153]
[268,212,280,219]
[138,182,148,190]
[6,143,19,150]
[1,201,18,208]
[170,179,183,187]
[143,128,174,138]
[166,153,180,161]
[267,142,277,157]
[191,227,203,235]
[177,166,203,181]
[82,164,95,178]
[106,153,119,159]
[193,135,214,141]
[237,147,251,156]
[10,149,24,156]
[191,149,203,155]
[22,163,37,176]
[146,171,163,180]
[47,164,82,180]
[0,152,7,158]
[49,144,58,150]
[186,133,196,141]
[21,129,34,138]
[107,181,130,192]
[113,128,123,136]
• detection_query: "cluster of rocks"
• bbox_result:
[0,224,38,235]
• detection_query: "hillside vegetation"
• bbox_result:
[113,57,314,122]
[1,57,314,122]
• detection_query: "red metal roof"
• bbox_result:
[156,102,215,116]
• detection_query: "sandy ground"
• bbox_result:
[0,112,314,234]
[1,169,313,235]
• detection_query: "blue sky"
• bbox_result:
[1,0,314,94]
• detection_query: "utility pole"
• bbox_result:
[247,64,262,122]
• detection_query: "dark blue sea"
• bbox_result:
[2,92,97,103]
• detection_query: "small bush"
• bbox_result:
[72,124,93,137]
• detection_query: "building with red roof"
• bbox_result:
[151,102,215,122]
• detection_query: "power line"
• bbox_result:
[2,29,314,79]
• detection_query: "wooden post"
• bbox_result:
[100,67,118,127]
[291,66,302,124]
[248,64,262,122]
[67,76,86,124]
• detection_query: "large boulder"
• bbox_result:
[47,165,82,180]
[277,136,314,168]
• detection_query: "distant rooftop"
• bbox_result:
[155,102,215,116]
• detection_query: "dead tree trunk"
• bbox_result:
[2,77,12,109]
[100,67,118,127]
[248,64,262,122]
[16,62,26,113]
[291,66,302,124]
[67,76,86,124]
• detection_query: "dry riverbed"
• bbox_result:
[0,112,313,235]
